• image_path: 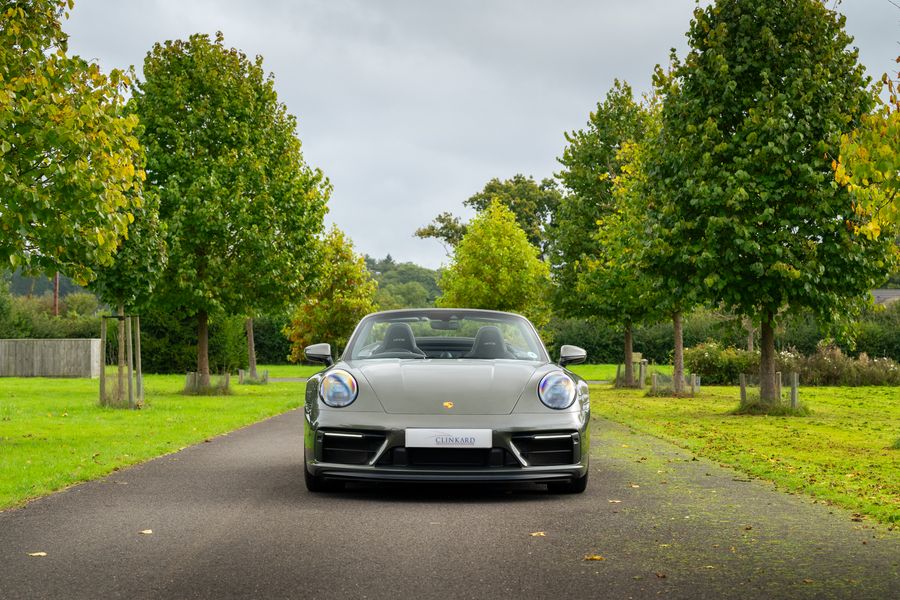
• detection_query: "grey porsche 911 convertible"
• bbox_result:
[302,308,590,493]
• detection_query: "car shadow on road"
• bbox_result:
[300,480,568,505]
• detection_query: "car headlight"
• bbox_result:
[538,372,576,409]
[319,369,358,408]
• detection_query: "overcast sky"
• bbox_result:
[64,0,898,269]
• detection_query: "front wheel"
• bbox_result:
[548,471,588,494]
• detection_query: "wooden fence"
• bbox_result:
[0,339,101,378]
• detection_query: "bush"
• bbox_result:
[252,313,292,364]
[7,294,101,338]
[138,309,246,374]
[684,341,900,386]
[799,344,900,386]
[684,342,759,385]
[63,292,100,317]
[547,317,619,363]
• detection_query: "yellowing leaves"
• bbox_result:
[583,554,606,561]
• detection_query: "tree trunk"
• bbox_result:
[52,272,60,316]
[197,310,210,389]
[759,313,778,405]
[673,311,684,395]
[623,323,634,387]
[117,304,125,403]
[246,317,258,379]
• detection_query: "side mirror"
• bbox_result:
[304,343,333,366]
[559,344,586,368]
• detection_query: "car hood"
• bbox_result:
[345,359,542,415]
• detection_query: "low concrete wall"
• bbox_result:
[0,339,101,378]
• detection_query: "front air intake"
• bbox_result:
[319,431,386,465]
[511,432,577,466]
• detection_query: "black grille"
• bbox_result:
[319,431,386,465]
[377,447,518,468]
[511,433,576,466]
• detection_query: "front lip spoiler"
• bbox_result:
[314,467,584,484]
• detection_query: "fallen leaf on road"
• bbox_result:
[655,572,667,578]
[744,525,753,531]
[608,500,622,503]
[630,484,640,489]
[530,531,546,537]
[802,579,814,584]
[27,552,47,557]
[583,554,605,561]
[139,529,153,535]
[704,565,715,569]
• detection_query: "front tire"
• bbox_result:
[548,470,588,494]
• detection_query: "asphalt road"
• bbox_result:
[1,408,897,600]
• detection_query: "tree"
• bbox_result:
[416,175,561,257]
[834,60,900,241]
[437,200,551,328]
[550,81,649,314]
[645,0,893,405]
[0,0,145,281]
[133,33,329,388]
[413,212,467,255]
[88,193,167,402]
[286,227,376,361]
[366,255,441,308]
[578,139,661,386]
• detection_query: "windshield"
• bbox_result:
[346,310,546,361]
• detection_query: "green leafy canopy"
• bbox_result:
[133,32,330,320]
[0,0,145,282]
[643,0,893,324]
[286,227,377,360]
[438,199,551,328]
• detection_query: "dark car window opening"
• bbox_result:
[347,310,545,361]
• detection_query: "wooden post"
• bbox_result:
[651,372,658,394]
[739,374,747,404]
[638,360,647,390]
[790,372,799,409]
[690,374,697,395]
[263,369,269,384]
[134,316,143,404]
[99,318,107,405]
[239,369,245,384]
[775,371,782,402]
[126,316,135,409]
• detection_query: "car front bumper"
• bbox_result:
[304,409,590,484]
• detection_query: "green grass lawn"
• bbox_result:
[590,384,900,524]
[569,363,673,381]
[256,364,323,378]
[0,375,304,510]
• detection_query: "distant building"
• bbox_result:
[872,289,900,306]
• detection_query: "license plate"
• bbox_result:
[405,428,492,449]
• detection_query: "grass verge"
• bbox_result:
[589,385,900,524]
[256,364,324,378]
[0,375,303,510]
